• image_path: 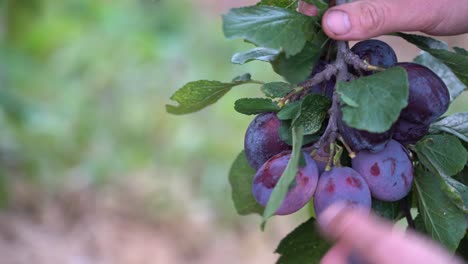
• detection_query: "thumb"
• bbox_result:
[321,0,455,40]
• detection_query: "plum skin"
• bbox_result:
[313,167,372,218]
[337,110,393,153]
[392,118,429,145]
[302,60,335,100]
[351,39,398,75]
[244,112,290,170]
[352,140,414,202]
[252,150,319,215]
[397,63,450,125]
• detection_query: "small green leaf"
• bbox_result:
[234,98,280,115]
[430,113,468,143]
[292,94,331,135]
[272,32,328,84]
[166,80,248,115]
[277,101,301,120]
[223,6,316,56]
[414,166,467,251]
[275,218,330,264]
[336,67,409,133]
[398,33,468,86]
[415,135,468,177]
[440,176,468,214]
[232,73,252,82]
[278,120,320,146]
[372,199,402,221]
[262,125,304,226]
[261,82,293,98]
[454,47,468,56]
[231,48,280,64]
[414,52,466,101]
[228,150,264,215]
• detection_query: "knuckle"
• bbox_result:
[358,2,388,34]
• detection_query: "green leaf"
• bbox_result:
[223,6,316,56]
[398,33,468,86]
[228,150,264,215]
[272,31,328,84]
[231,48,280,64]
[414,52,466,101]
[234,98,280,115]
[275,218,330,264]
[166,80,249,115]
[414,166,467,251]
[257,0,298,9]
[336,67,409,133]
[456,235,468,261]
[372,199,402,221]
[292,94,331,135]
[440,176,468,214]
[278,120,320,146]
[430,113,468,143]
[232,73,252,82]
[262,125,304,227]
[415,135,468,177]
[454,47,468,56]
[261,82,293,98]
[277,101,302,120]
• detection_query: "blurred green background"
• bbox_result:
[0,1,467,262]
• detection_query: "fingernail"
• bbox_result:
[326,10,351,35]
[318,203,348,231]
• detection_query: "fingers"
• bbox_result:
[297,1,318,16]
[318,204,464,264]
[297,0,468,40]
[320,241,349,264]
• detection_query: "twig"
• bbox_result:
[401,196,416,229]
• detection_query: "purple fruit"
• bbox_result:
[351,39,397,75]
[252,151,319,215]
[311,143,330,174]
[352,140,414,201]
[314,167,371,217]
[244,113,290,170]
[397,63,450,125]
[393,118,429,145]
[338,111,393,153]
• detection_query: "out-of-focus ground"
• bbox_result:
[0,1,467,263]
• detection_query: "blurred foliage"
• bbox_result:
[0,0,281,216]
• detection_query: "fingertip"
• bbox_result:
[317,202,349,233]
[297,1,319,17]
[322,9,351,37]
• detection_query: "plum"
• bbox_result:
[338,111,393,153]
[392,118,429,145]
[314,167,372,217]
[252,150,319,215]
[303,60,335,100]
[397,63,450,125]
[352,140,414,201]
[244,112,290,170]
[351,39,398,75]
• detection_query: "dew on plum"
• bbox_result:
[252,151,319,215]
[314,167,371,218]
[352,140,414,201]
[244,112,291,170]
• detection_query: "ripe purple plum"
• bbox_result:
[393,118,429,145]
[244,113,290,170]
[252,151,319,215]
[397,63,450,125]
[351,39,397,75]
[304,143,330,174]
[314,167,371,218]
[352,140,414,201]
[338,111,393,153]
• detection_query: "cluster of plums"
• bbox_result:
[245,39,450,217]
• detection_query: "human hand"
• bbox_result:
[298,0,468,40]
[317,204,465,264]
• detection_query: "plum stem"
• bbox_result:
[401,196,416,229]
